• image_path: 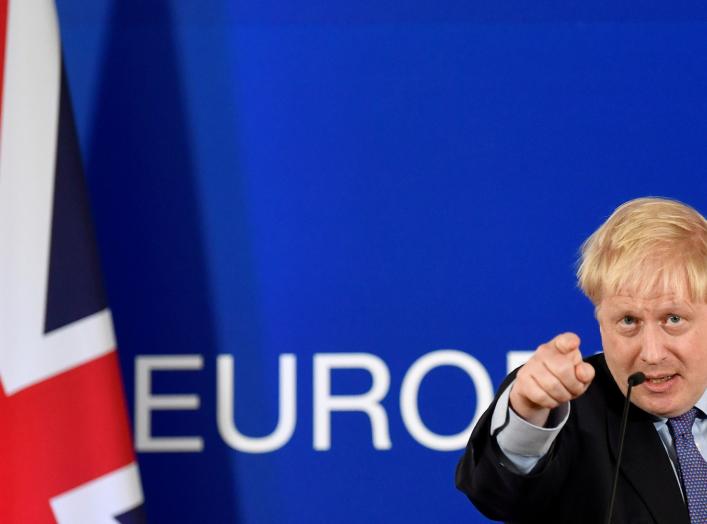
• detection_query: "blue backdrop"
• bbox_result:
[55,1,707,522]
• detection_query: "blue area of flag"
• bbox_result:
[44,62,108,334]
[116,504,148,524]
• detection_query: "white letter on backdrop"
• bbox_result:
[217,354,297,453]
[400,350,493,451]
[313,353,391,451]
[135,355,204,452]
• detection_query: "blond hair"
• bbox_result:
[577,197,707,304]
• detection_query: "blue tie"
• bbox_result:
[668,408,707,523]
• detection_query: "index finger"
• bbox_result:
[552,332,581,355]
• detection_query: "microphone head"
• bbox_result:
[628,372,646,387]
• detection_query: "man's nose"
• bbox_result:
[639,324,668,364]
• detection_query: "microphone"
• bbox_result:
[606,372,645,524]
[628,372,646,388]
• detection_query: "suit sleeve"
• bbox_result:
[455,372,575,522]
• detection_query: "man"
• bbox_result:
[456,197,707,523]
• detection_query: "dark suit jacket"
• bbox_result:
[455,353,690,523]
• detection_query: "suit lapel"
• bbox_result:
[606,405,689,523]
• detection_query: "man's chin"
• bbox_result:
[632,394,689,418]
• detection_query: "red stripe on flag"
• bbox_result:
[0,0,8,127]
[0,352,136,523]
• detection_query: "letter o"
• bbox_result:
[400,350,493,451]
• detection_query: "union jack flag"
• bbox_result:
[0,1,145,522]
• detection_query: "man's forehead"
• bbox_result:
[599,292,696,311]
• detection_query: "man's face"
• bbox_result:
[597,292,707,418]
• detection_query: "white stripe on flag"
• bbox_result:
[50,464,144,524]
[0,0,115,394]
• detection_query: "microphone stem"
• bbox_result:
[605,381,636,524]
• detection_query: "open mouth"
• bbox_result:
[645,375,674,384]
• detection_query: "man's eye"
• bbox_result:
[667,314,682,324]
[621,316,636,325]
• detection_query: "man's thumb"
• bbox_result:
[575,362,595,384]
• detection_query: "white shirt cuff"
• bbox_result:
[489,379,570,473]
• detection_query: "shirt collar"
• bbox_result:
[695,389,707,418]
